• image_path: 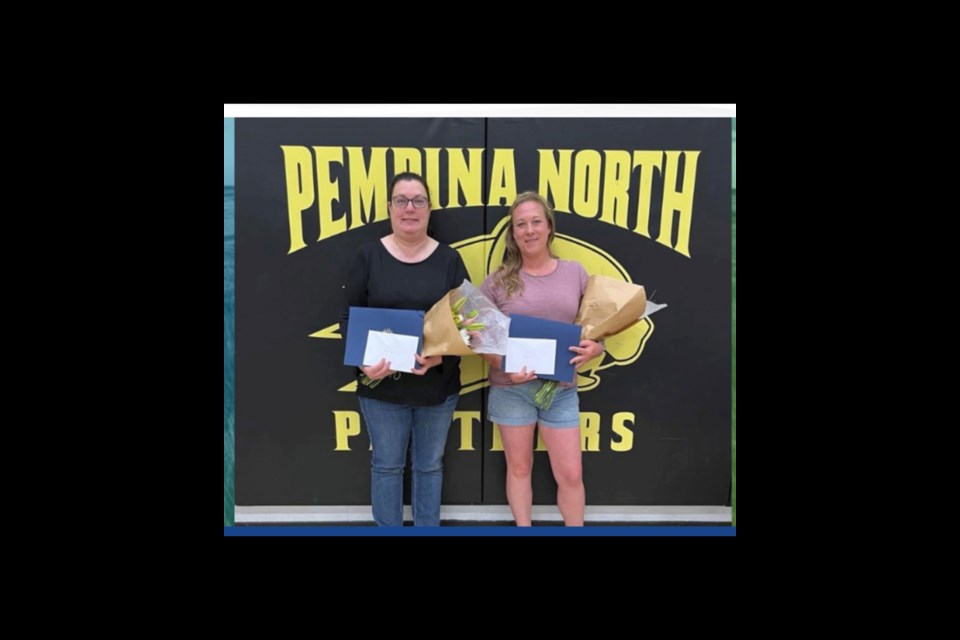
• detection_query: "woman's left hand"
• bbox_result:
[569,339,604,370]
[409,354,443,376]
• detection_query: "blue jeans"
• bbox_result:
[358,394,459,526]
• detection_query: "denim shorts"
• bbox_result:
[488,382,581,429]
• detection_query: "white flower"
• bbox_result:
[459,328,471,346]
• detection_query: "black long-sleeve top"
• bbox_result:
[341,240,469,406]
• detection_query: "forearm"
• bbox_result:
[479,353,503,369]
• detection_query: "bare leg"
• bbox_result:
[497,423,536,526]
[540,425,584,526]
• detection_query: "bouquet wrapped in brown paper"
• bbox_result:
[534,275,654,409]
[422,280,510,357]
[575,275,647,341]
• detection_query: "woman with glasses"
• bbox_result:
[341,171,469,527]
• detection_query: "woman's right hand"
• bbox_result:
[508,366,537,384]
[361,358,395,380]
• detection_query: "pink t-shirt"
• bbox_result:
[480,260,588,387]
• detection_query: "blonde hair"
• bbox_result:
[492,191,557,299]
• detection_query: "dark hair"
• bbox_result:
[389,171,432,205]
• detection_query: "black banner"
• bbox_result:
[236,118,730,508]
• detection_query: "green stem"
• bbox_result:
[534,380,559,409]
[359,373,383,389]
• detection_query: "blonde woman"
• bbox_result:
[480,192,603,526]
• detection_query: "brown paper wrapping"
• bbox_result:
[575,275,647,341]
[421,291,474,357]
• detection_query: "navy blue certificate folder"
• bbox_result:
[504,314,583,383]
[343,307,425,367]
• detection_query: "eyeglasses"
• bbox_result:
[391,196,429,209]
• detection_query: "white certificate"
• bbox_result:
[363,330,419,373]
[504,338,556,375]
